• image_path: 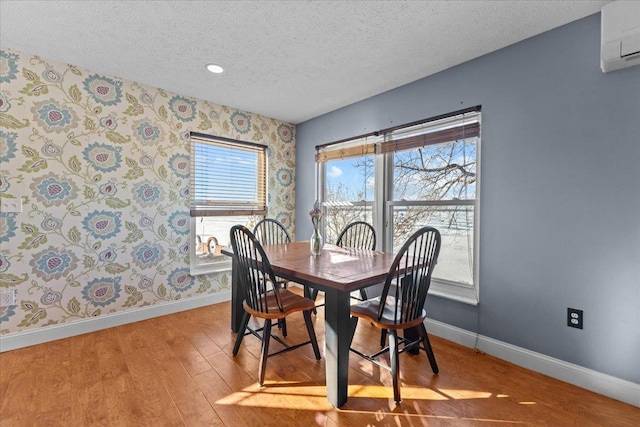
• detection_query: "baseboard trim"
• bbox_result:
[0,291,231,353]
[425,317,640,408]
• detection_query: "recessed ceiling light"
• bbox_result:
[205,63,224,74]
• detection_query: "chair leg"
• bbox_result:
[233,311,251,356]
[380,328,388,348]
[359,288,368,301]
[349,316,359,343]
[419,323,438,374]
[278,318,288,337]
[303,310,321,360]
[308,287,319,314]
[389,329,401,403]
[258,320,272,386]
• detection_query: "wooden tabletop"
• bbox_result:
[223,241,396,293]
[261,241,395,292]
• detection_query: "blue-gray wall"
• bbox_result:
[295,14,640,383]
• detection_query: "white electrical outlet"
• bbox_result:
[0,290,16,307]
[0,198,22,213]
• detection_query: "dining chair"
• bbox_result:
[253,218,293,290]
[253,218,292,247]
[337,221,376,301]
[229,225,321,386]
[336,220,377,251]
[253,218,294,334]
[348,226,441,403]
[308,221,377,307]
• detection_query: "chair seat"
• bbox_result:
[351,297,427,330]
[243,289,316,320]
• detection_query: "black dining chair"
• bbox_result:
[230,225,321,386]
[336,220,377,251]
[253,218,293,290]
[253,218,292,248]
[308,221,377,308]
[253,218,294,335]
[348,226,441,403]
[337,221,377,301]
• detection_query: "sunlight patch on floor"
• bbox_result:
[334,409,526,424]
[214,383,530,425]
[437,388,494,399]
[348,384,449,400]
[216,382,511,408]
[215,384,334,410]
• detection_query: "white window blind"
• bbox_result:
[189,132,267,217]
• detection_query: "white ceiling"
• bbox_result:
[0,0,610,124]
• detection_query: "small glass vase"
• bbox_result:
[310,228,323,256]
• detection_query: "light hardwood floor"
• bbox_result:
[1,296,638,426]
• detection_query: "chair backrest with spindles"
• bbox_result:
[253,218,291,246]
[378,226,441,325]
[336,221,376,251]
[230,225,283,315]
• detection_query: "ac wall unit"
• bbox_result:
[601,0,640,73]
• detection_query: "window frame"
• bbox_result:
[317,135,380,245]
[189,132,267,275]
[317,107,480,305]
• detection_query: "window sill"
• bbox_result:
[189,261,232,276]
[429,279,479,306]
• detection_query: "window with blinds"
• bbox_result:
[190,132,266,217]
[316,135,382,244]
[189,132,267,274]
[387,111,479,296]
[316,106,481,304]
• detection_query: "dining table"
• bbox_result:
[222,240,399,408]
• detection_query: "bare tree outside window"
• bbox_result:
[392,139,475,237]
[391,139,476,284]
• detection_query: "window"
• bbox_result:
[318,107,481,304]
[189,132,267,274]
[317,135,381,244]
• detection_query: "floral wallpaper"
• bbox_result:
[0,47,296,336]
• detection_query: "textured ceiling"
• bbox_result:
[0,0,609,124]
